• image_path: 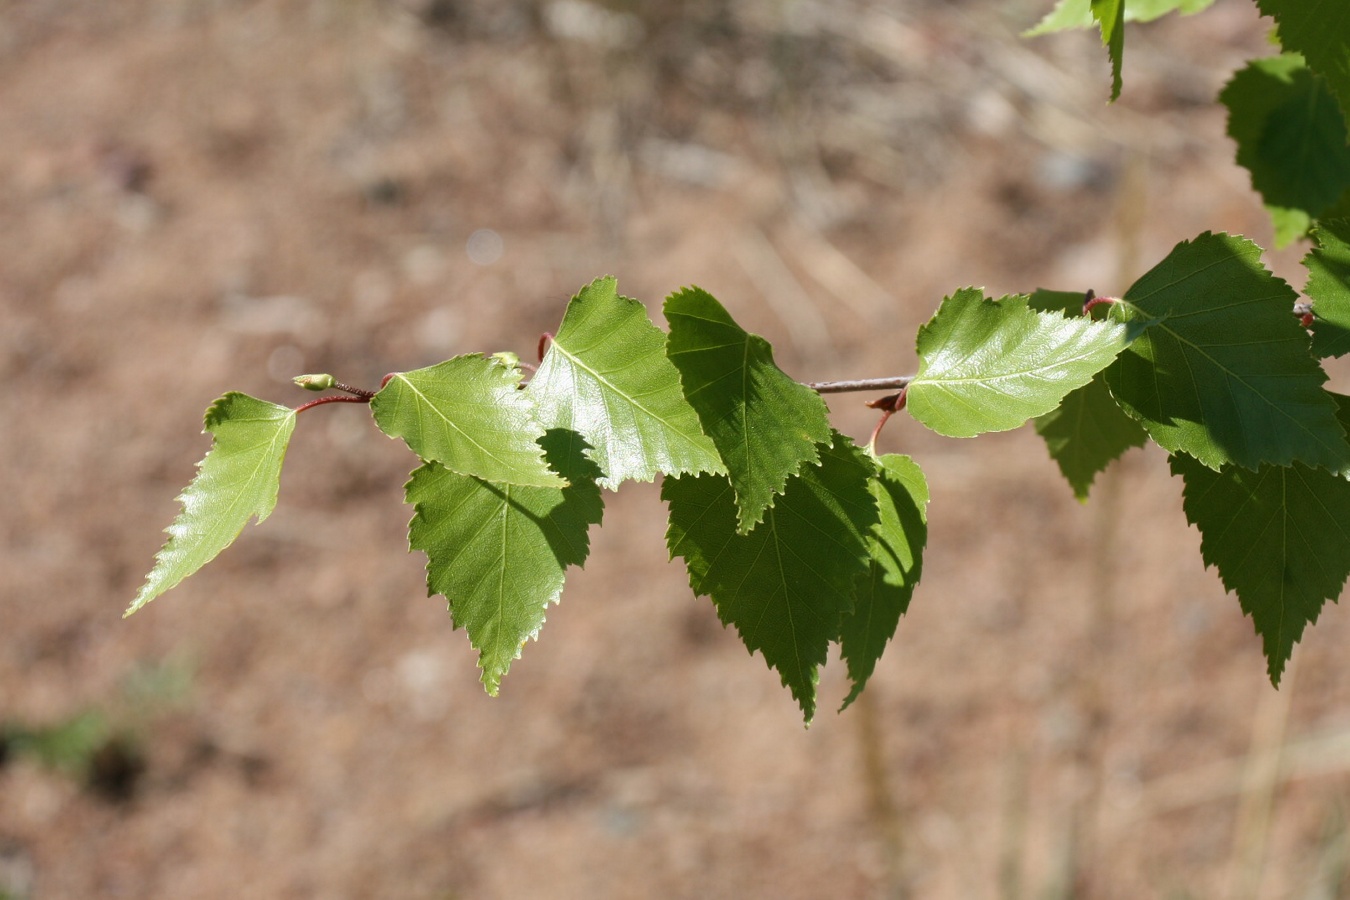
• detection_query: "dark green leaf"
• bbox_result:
[1106,232,1347,471]
[839,454,928,711]
[406,430,604,695]
[1171,394,1350,684]
[1255,0,1350,127]
[1305,219,1350,358]
[664,286,832,533]
[664,435,878,723]
[372,354,564,487]
[128,393,296,616]
[1221,53,1350,247]
[907,288,1131,439]
[1034,375,1147,501]
[529,276,723,489]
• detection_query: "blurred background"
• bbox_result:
[3,1,1348,897]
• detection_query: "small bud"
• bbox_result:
[491,351,521,370]
[294,373,336,392]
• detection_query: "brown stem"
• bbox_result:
[331,382,377,400]
[807,376,912,394]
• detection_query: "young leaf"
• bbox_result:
[1254,0,1350,127]
[664,435,879,723]
[1027,289,1147,500]
[371,354,564,488]
[906,288,1131,439]
[664,286,832,533]
[839,454,928,712]
[128,393,297,616]
[1092,0,1125,101]
[528,276,724,489]
[1221,54,1350,248]
[406,429,604,695]
[1171,395,1350,684]
[1025,0,1214,35]
[1305,219,1350,358]
[1106,232,1348,472]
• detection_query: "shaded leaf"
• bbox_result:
[128,393,296,616]
[529,276,723,489]
[1221,53,1350,247]
[1027,289,1147,499]
[1255,0,1350,127]
[1171,394,1350,684]
[1305,219,1350,358]
[664,435,878,723]
[839,454,928,711]
[664,286,832,533]
[1106,232,1347,471]
[406,429,604,695]
[371,354,563,487]
[907,288,1131,439]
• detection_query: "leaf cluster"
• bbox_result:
[130,3,1350,717]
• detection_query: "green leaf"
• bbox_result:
[1171,395,1350,684]
[128,392,296,616]
[528,276,724,489]
[1034,375,1148,501]
[1255,0,1350,126]
[406,429,604,695]
[1026,289,1148,500]
[1221,53,1350,248]
[1026,0,1214,35]
[371,354,564,488]
[839,454,928,711]
[664,286,832,533]
[1106,232,1347,471]
[1305,219,1350,358]
[906,288,1131,439]
[1092,0,1125,101]
[664,435,879,723]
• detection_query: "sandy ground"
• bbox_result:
[5,2,1350,898]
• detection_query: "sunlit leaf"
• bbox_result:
[529,276,723,488]
[371,354,563,487]
[128,393,296,616]
[907,288,1131,439]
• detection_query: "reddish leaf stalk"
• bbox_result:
[295,395,371,415]
[1082,291,1120,317]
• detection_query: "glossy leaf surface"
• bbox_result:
[128,393,296,616]
[372,354,563,487]
[530,276,723,488]
[907,288,1130,439]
